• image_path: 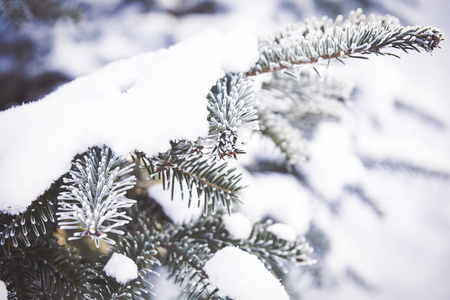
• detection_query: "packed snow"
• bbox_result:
[267,223,298,242]
[221,212,253,240]
[204,246,289,300]
[148,183,203,224]
[0,29,258,215]
[103,252,138,284]
[241,172,314,236]
[303,120,364,200]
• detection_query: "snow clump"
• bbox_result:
[0,29,259,215]
[104,252,139,284]
[204,246,289,300]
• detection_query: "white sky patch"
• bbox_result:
[0,29,259,215]
[204,246,289,300]
[104,252,138,284]
[267,223,297,242]
[221,212,253,240]
[148,183,203,224]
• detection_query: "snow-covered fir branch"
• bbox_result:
[0,237,94,298]
[248,8,443,76]
[204,246,290,300]
[57,146,136,247]
[156,213,315,299]
[207,73,259,158]
[92,205,161,298]
[252,68,354,166]
[262,70,354,106]
[240,219,316,274]
[0,2,446,298]
[139,141,244,216]
[258,110,309,164]
[0,181,59,255]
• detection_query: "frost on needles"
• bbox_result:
[249,8,443,76]
[57,146,136,247]
[0,8,444,300]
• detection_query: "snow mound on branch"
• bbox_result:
[267,223,297,241]
[241,172,313,236]
[222,212,253,240]
[0,29,259,215]
[104,253,138,284]
[148,182,203,224]
[219,31,259,72]
[204,246,289,300]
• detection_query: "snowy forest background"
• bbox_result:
[1,0,449,299]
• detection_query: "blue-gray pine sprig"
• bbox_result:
[207,73,259,158]
[56,146,136,247]
[248,8,443,76]
[139,140,244,216]
[254,69,354,164]
[157,214,315,299]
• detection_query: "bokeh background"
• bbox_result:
[1,0,449,299]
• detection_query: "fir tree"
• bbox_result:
[0,7,444,300]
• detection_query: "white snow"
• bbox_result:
[0,280,7,300]
[204,246,289,300]
[151,266,183,300]
[0,29,259,215]
[104,252,138,284]
[221,212,253,240]
[241,172,313,236]
[303,120,364,200]
[219,31,259,73]
[148,183,203,224]
[267,223,297,242]
[341,56,450,174]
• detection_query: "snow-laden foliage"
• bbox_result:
[140,140,245,216]
[103,253,138,284]
[204,246,290,300]
[249,8,443,75]
[221,212,253,240]
[207,73,259,158]
[0,3,446,299]
[0,29,259,216]
[57,146,136,247]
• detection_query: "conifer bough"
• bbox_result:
[57,146,136,248]
[248,8,444,76]
[0,6,444,300]
[139,140,244,216]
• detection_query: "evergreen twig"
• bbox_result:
[139,141,244,216]
[159,215,315,295]
[207,73,259,158]
[0,238,93,299]
[259,111,309,164]
[0,178,62,257]
[57,146,137,248]
[248,8,444,76]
